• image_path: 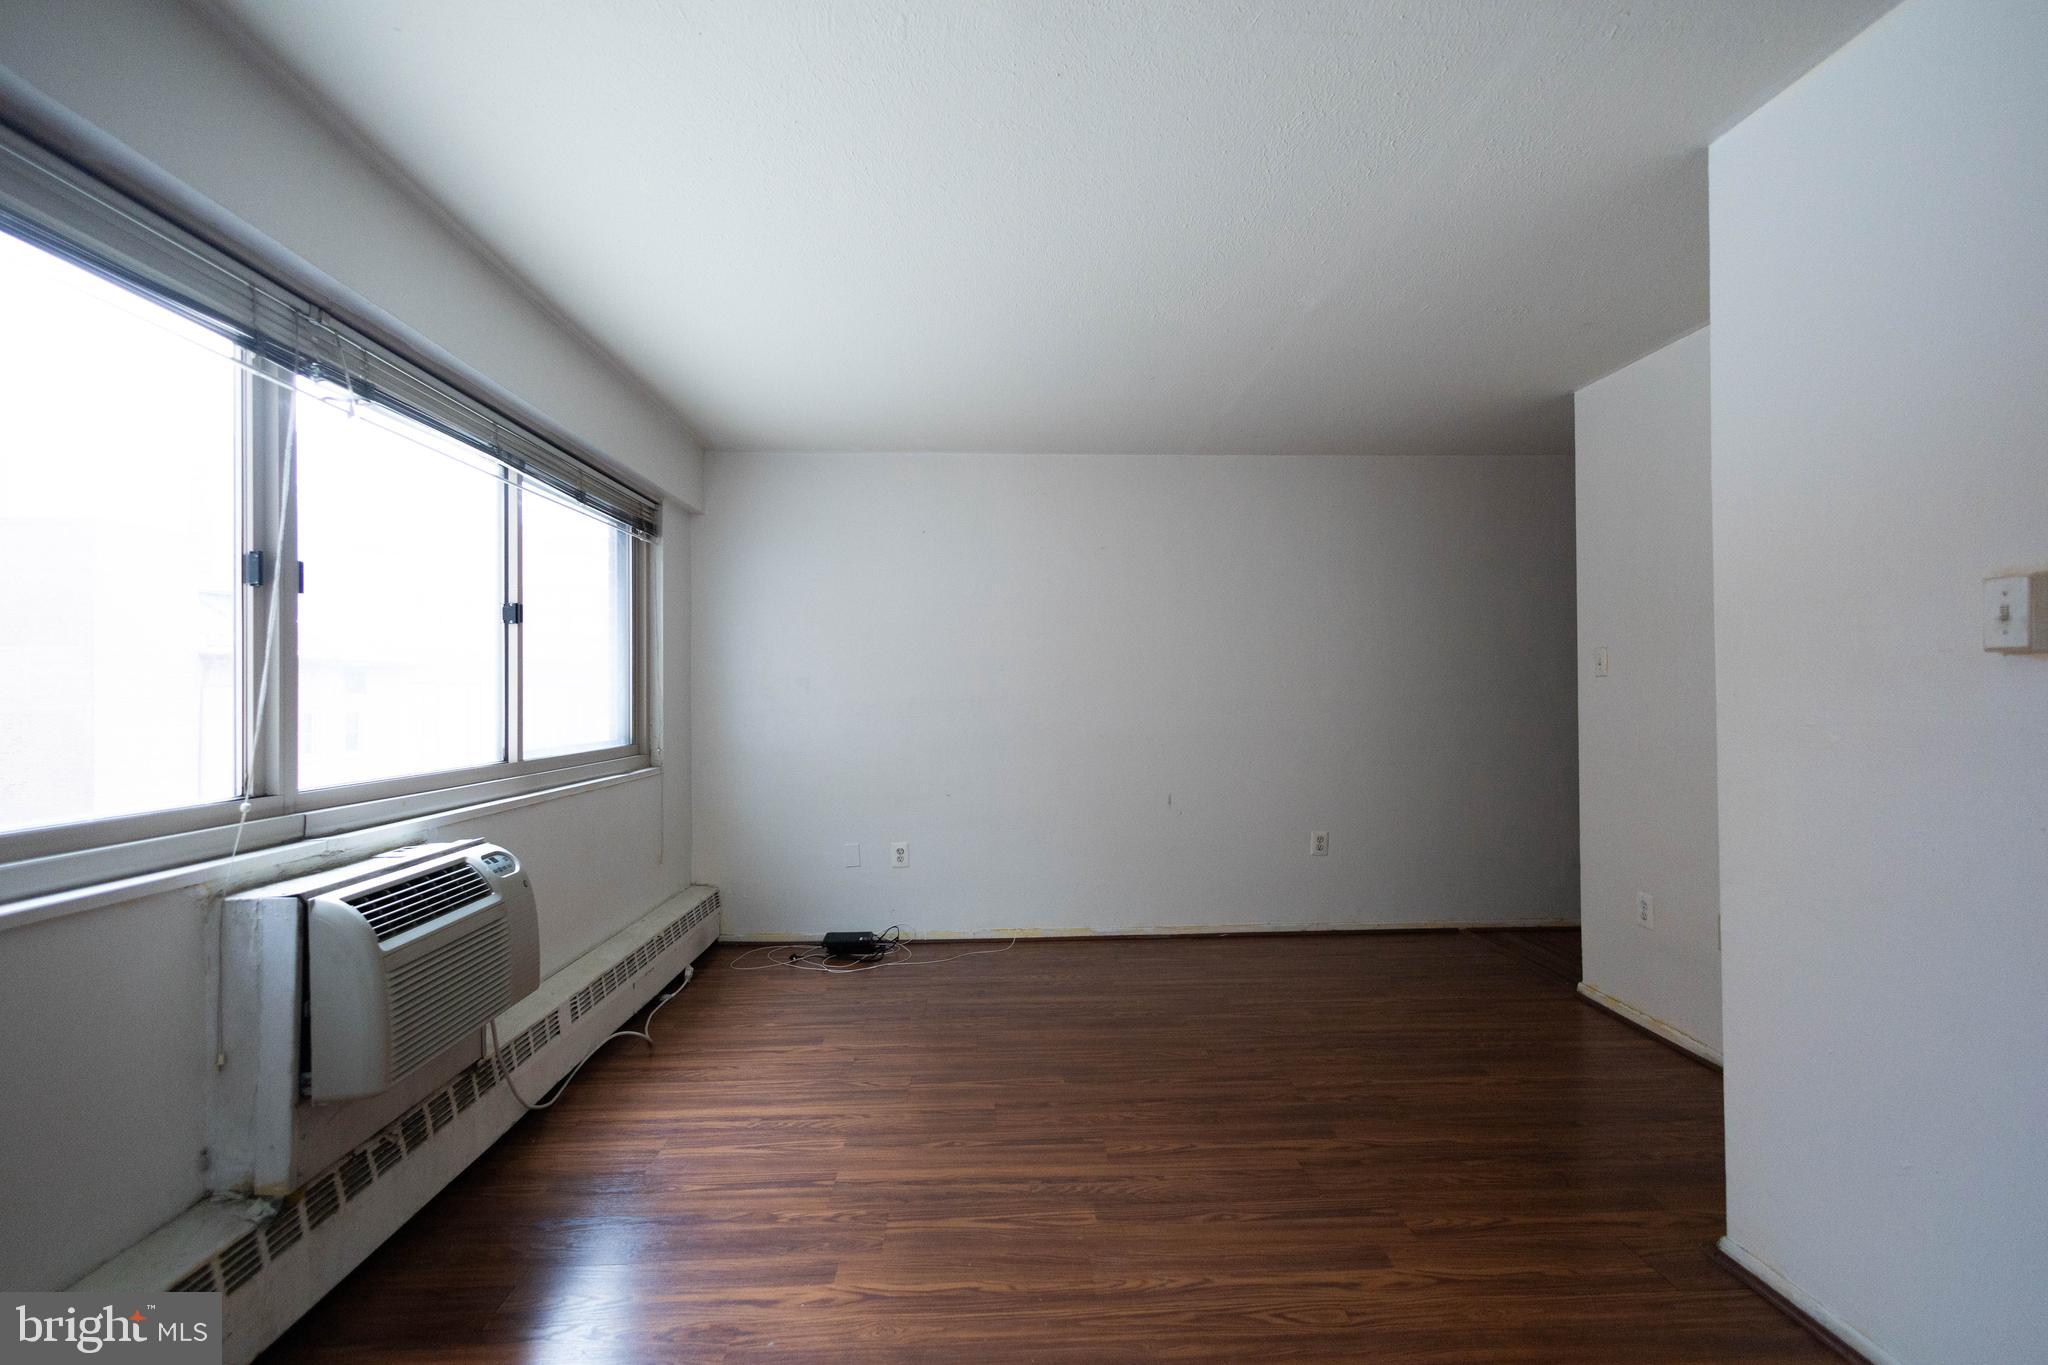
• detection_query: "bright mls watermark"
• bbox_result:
[2,1294,219,1362]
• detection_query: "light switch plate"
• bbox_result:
[1984,572,2048,653]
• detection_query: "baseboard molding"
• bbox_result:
[1575,982,1722,1067]
[1715,1237,1894,1365]
[722,919,1578,944]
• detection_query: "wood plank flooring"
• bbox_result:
[263,932,1823,1363]
[1462,927,1584,988]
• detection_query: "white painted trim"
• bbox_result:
[1576,981,1723,1065]
[722,919,1580,943]
[0,766,658,933]
[1718,1236,1900,1365]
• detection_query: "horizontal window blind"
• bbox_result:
[0,121,660,537]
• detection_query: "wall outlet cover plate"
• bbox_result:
[1985,572,2048,653]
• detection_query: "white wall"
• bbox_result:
[0,0,702,507]
[693,451,1577,938]
[1573,329,1720,1057]
[1711,0,2048,1359]
[0,0,700,1291]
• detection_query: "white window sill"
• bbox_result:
[0,762,660,934]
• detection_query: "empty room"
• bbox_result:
[0,1,2040,1361]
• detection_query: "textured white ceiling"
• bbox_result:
[204,0,1888,456]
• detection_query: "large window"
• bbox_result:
[295,384,508,789]
[0,224,649,872]
[0,232,240,834]
[520,487,633,759]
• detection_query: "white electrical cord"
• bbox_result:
[490,964,694,1112]
[885,938,1017,967]
[728,933,1017,974]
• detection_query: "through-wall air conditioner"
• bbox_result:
[209,839,540,1196]
[303,841,538,1101]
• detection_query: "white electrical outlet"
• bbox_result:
[1594,647,1611,677]
[890,841,909,869]
[1310,831,1329,856]
[1637,892,1654,928]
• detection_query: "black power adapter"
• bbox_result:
[821,930,881,958]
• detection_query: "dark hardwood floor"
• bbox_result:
[1463,926,1584,988]
[264,931,1823,1363]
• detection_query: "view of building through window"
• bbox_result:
[0,229,639,841]
[294,383,506,790]
[521,486,632,759]
[0,232,239,834]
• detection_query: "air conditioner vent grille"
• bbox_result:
[387,918,510,1077]
[347,862,494,942]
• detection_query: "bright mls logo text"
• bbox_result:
[15,1304,209,1354]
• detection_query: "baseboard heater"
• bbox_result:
[71,884,721,1365]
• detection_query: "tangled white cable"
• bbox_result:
[728,930,1016,974]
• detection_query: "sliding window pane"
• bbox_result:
[296,386,504,789]
[0,232,239,834]
[521,489,631,758]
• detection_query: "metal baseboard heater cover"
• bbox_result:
[81,885,721,1365]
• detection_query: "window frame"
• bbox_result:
[0,259,655,888]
